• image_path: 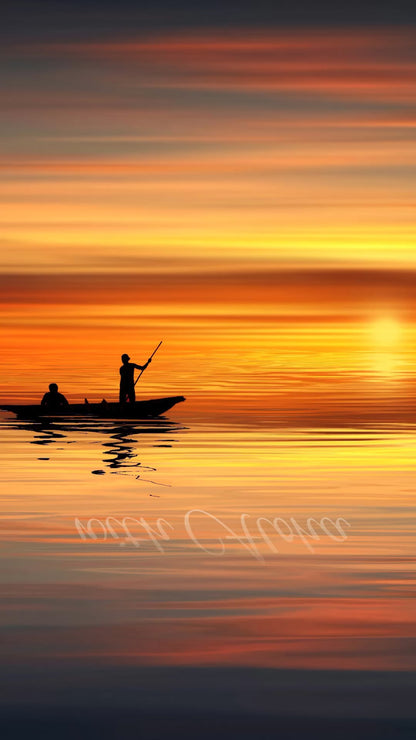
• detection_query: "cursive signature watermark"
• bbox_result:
[74,510,351,561]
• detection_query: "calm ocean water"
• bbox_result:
[1,312,416,736]
[1,412,416,736]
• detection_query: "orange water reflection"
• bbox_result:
[1,414,416,673]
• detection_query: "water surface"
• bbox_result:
[1,413,415,705]
[1,310,416,736]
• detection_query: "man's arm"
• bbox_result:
[41,394,48,407]
[133,359,151,371]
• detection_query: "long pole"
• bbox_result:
[134,341,162,387]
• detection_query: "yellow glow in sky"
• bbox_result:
[370,317,402,347]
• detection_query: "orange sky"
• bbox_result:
[1,26,416,407]
[1,26,415,277]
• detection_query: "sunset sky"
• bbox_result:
[3,9,416,728]
[1,1,415,408]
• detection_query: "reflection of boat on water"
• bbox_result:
[99,421,183,474]
[2,416,185,476]
[0,396,185,420]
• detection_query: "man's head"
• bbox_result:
[121,354,130,364]
[49,383,58,393]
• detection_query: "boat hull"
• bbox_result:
[0,396,185,419]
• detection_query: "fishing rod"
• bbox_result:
[134,341,162,386]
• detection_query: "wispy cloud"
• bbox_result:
[0,26,415,278]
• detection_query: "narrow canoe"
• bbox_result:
[0,396,185,419]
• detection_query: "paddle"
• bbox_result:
[134,341,163,387]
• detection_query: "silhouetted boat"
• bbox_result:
[0,396,185,419]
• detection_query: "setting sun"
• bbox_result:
[370,316,402,346]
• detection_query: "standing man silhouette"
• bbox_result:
[119,353,151,404]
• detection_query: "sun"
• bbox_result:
[370,316,401,346]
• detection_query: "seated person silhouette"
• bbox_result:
[41,383,69,411]
[119,353,151,404]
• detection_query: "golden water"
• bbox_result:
[1,309,416,676]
